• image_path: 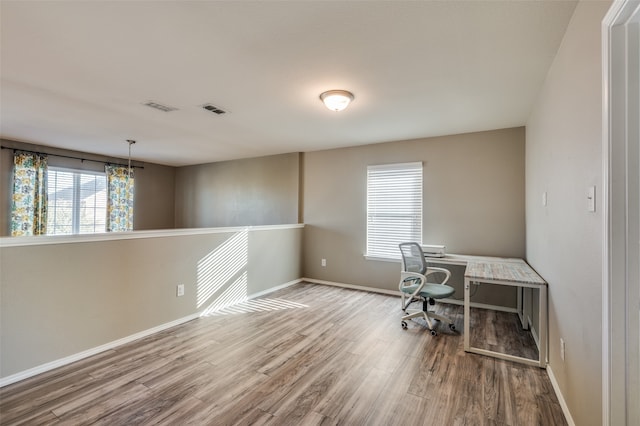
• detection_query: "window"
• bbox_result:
[366,162,422,259]
[47,168,107,235]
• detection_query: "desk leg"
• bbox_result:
[464,277,471,352]
[539,285,548,367]
[517,287,528,329]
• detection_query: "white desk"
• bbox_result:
[424,253,525,266]
[464,260,547,368]
[425,254,529,328]
[425,254,548,368]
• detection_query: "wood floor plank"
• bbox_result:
[0,372,95,422]
[1,409,61,426]
[270,351,363,422]
[55,382,151,425]
[0,282,567,426]
[366,390,429,426]
[329,367,391,425]
[451,376,485,424]
[281,410,333,426]
[0,349,116,405]
[141,395,207,426]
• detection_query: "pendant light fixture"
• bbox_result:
[320,90,354,112]
[126,139,135,179]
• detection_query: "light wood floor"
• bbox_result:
[0,282,566,425]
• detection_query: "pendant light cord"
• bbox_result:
[126,139,136,178]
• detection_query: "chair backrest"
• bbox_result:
[399,242,427,275]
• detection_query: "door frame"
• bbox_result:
[602,1,640,425]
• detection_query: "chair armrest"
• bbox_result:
[398,271,426,310]
[399,271,425,292]
[425,267,452,285]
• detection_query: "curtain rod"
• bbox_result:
[1,146,144,169]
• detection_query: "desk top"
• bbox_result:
[425,253,526,266]
[465,260,546,285]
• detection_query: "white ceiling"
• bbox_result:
[1,1,577,167]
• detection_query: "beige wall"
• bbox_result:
[133,162,176,231]
[0,225,302,379]
[0,139,176,235]
[525,2,610,425]
[175,153,300,228]
[302,127,525,305]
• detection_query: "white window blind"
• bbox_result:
[366,162,422,259]
[47,168,107,235]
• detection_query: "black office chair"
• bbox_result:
[398,242,456,335]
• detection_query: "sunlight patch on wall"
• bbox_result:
[201,271,248,316]
[196,230,248,308]
[196,228,307,317]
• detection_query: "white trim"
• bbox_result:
[0,223,304,247]
[547,364,576,426]
[364,255,400,263]
[367,161,423,171]
[303,278,400,297]
[602,1,640,424]
[602,4,614,423]
[303,278,519,313]
[244,278,303,301]
[0,277,305,388]
[0,312,200,388]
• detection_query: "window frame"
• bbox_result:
[47,166,107,235]
[365,162,423,261]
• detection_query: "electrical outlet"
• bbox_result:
[560,338,565,361]
[177,284,185,297]
[321,258,326,267]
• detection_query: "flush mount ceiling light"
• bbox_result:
[319,90,354,112]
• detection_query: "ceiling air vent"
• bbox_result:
[143,101,178,112]
[202,104,226,115]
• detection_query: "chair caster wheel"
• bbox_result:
[401,321,408,329]
[430,330,437,336]
[449,324,456,331]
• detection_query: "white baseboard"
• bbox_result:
[547,364,575,426]
[303,278,518,313]
[1,279,304,388]
[246,278,303,300]
[0,312,200,388]
[303,278,400,296]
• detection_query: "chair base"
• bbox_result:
[401,309,455,336]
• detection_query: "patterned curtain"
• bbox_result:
[11,152,48,236]
[105,165,134,232]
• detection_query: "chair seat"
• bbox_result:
[401,283,455,299]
